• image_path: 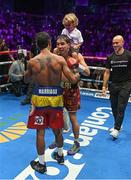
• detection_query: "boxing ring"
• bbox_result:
[0,51,131,179]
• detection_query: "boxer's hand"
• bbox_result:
[67,57,78,69]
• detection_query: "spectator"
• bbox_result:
[21,39,39,105]
[8,52,25,96]
[0,38,14,87]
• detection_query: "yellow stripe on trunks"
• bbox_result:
[32,95,63,108]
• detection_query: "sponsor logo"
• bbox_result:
[39,88,57,95]
[34,116,44,125]
[95,92,109,99]
[80,89,131,103]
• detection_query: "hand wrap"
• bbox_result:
[77,64,86,73]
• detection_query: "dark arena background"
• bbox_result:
[0,0,131,179]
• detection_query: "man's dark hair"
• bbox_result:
[56,34,71,44]
[35,32,51,50]
[56,34,78,55]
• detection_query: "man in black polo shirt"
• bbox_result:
[102,35,131,139]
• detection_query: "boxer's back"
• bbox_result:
[30,52,62,86]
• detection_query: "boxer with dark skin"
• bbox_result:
[24,32,80,174]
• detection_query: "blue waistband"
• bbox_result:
[35,106,63,110]
[33,86,63,96]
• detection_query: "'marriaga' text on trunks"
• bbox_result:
[39,88,58,95]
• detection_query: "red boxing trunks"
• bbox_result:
[63,85,80,112]
[27,86,64,129]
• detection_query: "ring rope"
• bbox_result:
[0,50,29,55]
[88,66,105,70]
[0,50,130,102]
[0,50,17,55]
[0,61,14,65]
[0,83,12,88]
[81,78,103,83]
[80,87,103,92]
[0,74,8,78]
[0,59,106,70]
[83,56,107,60]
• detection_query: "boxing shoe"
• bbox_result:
[67,141,80,155]
[49,142,57,149]
[53,152,64,164]
[30,160,47,174]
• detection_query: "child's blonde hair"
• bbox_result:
[62,13,79,27]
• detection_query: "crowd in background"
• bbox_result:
[0,1,130,92]
[0,1,130,55]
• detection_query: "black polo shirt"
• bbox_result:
[106,49,131,83]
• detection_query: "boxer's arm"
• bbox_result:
[77,53,90,76]
[24,61,33,83]
[61,57,80,84]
